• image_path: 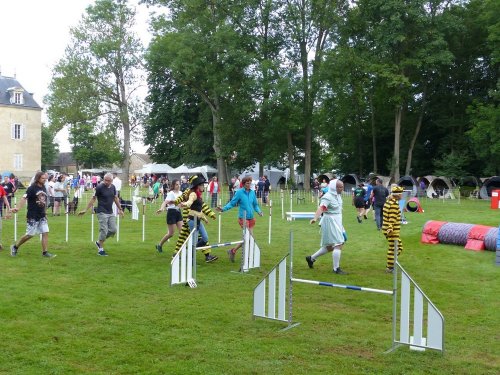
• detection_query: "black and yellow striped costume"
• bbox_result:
[382,196,403,269]
[172,180,216,258]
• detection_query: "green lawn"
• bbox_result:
[0,190,499,374]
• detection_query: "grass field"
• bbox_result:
[0,189,499,374]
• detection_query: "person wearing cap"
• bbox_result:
[218,175,263,262]
[169,175,218,263]
[305,179,348,275]
[382,185,404,273]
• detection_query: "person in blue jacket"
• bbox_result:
[217,175,263,262]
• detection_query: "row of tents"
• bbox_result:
[134,162,303,187]
[334,174,500,199]
[133,163,500,199]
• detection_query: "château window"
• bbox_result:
[11,123,25,140]
[14,92,22,104]
[14,154,23,170]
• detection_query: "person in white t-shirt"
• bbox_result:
[208,176,220,208]
[155,179,183,253]
[112,173,122,198]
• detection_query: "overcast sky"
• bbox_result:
[0,0,152,152]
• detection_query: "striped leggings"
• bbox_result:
[385,234,403,269]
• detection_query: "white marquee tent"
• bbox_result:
[134,163,174,174]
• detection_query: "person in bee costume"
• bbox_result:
[382,185,404,273]
[166,175,218,263]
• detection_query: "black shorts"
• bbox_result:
[364,200,371,209]
[354,197,365,208]
[167,209,182,225]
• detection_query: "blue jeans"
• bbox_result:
[374,205,384,230]
[188,219,209,246]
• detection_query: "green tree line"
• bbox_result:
[45,0,499,188]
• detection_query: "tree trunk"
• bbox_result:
[370,95,377,173]
[211,99,227,185]
[392,105,403,181]
[118,78,131,184]
[198,92,227,185]
[287,131,295,188]
[405,87,427,176]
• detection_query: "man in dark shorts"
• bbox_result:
[79,173,124,256]
[10,172,55,258]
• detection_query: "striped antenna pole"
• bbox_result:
[14,197,17,241]
[196,240,243,251]
[218,198,221,243]
[391,241,399,351]
[281,191,284,219]
[239,211,247,272]
[142,198,146,242]
[65,196,69,242]
[287,231,296,329]
[268,199,272,244]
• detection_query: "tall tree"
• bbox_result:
[45,0,144,180]
[146,0,255,183]
[281,0,346,190]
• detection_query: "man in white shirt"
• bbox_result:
[112,173,122,198]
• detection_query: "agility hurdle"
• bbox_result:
[170,226,197,288]
[253,232,444,353]
[285,212,315,221]
[171,225,261,288]
[196,228,261,273]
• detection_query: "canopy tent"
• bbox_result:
[189,165,217,180]
[167,164,192,181]
[480,176,500,199]
[80,168,108,174]
[134,163,174,175]
[427,176,456,199]
[239,162,286,187]
[341,174,361,193]
[397,176,418,197]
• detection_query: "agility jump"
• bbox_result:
[253,232,444,353]
[171,221,261,288]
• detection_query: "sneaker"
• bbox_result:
[205,254,218,263]
[95,241,101,251]
[98,250,108,256]
[333,267,348,275]
[156,244,163,253]
[42,252,56,258]
[227,248,235,263]
[305,255,314,269]
[10,245,18,257]
[356,216,362,223]
[364,214,368,220]
[385,267,394,273]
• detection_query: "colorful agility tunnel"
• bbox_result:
[421,220,498,251]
